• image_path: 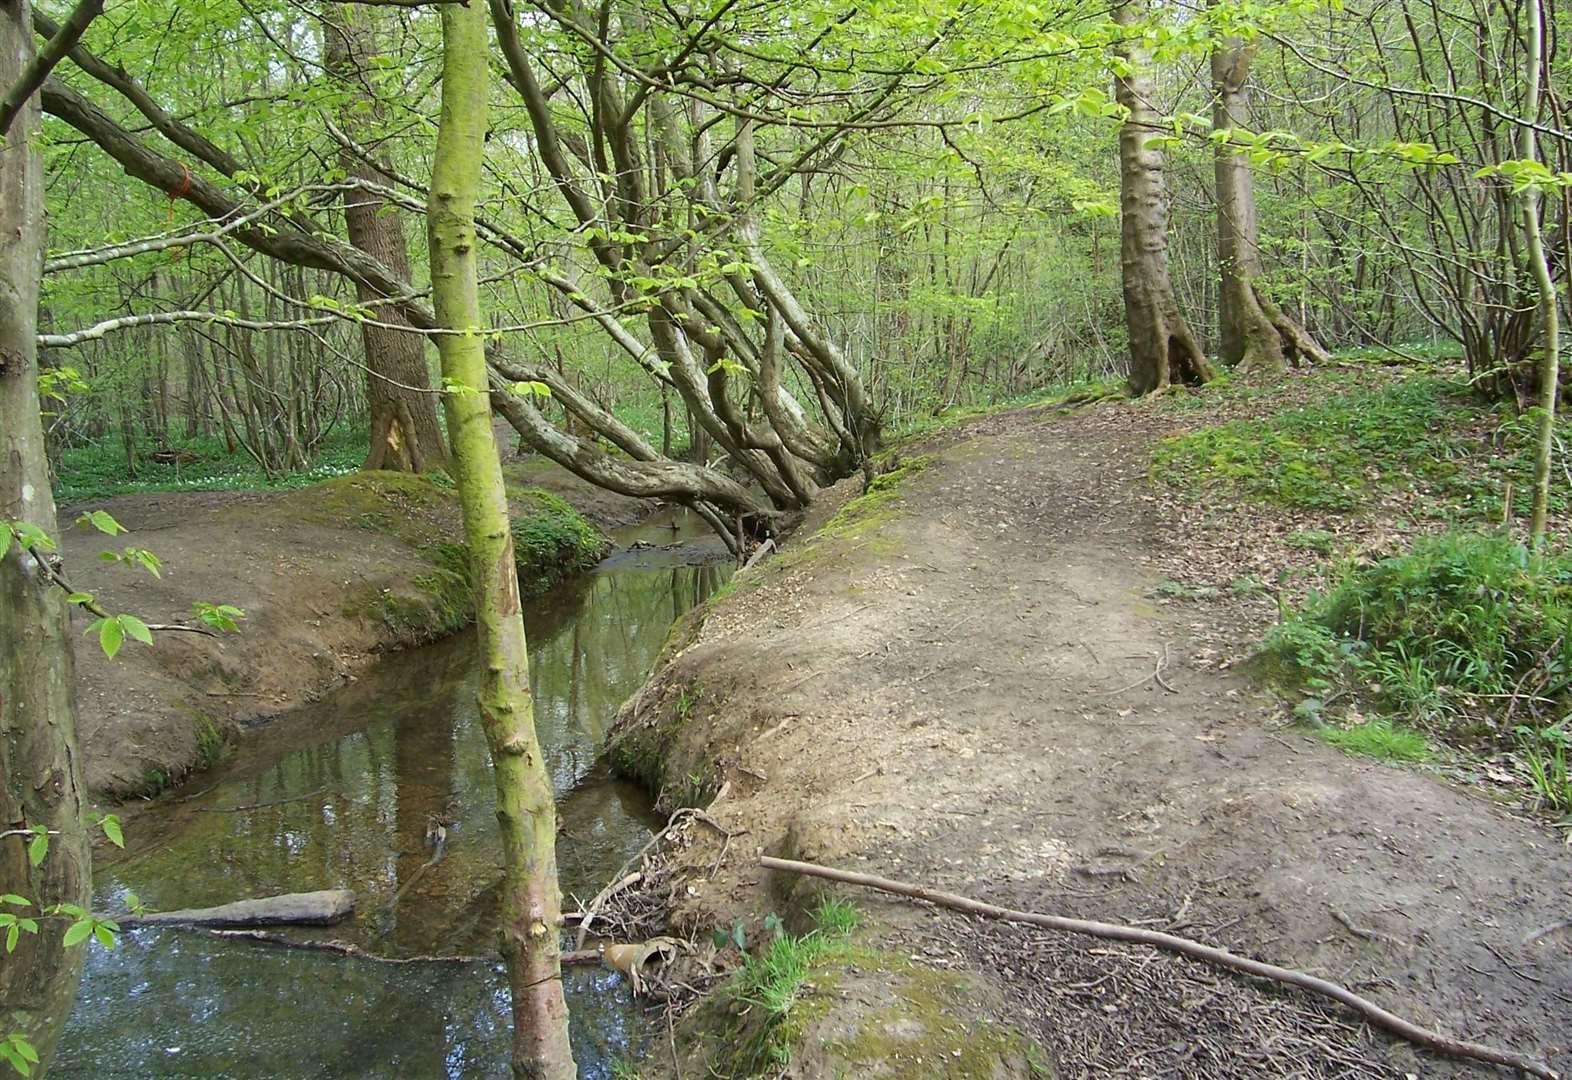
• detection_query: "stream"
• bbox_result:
[53,513,731,1079]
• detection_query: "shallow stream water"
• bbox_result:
[54,514,729,1079]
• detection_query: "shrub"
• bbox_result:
[1267,531,1572,788]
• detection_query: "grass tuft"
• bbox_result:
[1317,718,1433,762]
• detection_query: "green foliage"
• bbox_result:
[1153,376,1470,511]
[1515,724,1572,819]
[53,429,365,504]
[509,489,609,597]
[0,1033,39,1077]
[1317,718,1433,762]
[1268,532,1572,799]
[730,899,862,1068]
[1154,373,1572,521]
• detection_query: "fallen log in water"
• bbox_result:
[121,889,355,928]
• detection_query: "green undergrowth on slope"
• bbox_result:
[1151,372,1566,521]
[1265,532,1572,820]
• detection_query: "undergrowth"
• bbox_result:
[1266,531,1572,819]
[730,898,861,1070]
[1151,373,1565,521]
[53,428,366,504]
[510,489,609,596]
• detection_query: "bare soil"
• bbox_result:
[63,462,646,800]
[612,391,1572,1078]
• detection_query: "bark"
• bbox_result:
[427,5,575,1077]
[322,4,446,473]
[1520,0,1560,545]
[0,0,91,1069]
[1211,26,1330,373]
[121,890,355,928]
[1114,0,1215,395]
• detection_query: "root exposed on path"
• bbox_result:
[761,856,1561,1080]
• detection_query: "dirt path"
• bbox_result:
[614,402,1572,1077]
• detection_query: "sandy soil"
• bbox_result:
[612,397,1572,1078]
[62,463,647,800]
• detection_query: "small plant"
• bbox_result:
[1284,529,1337,555]
[730,898,861,1067]
[1516,724,1572,819]
[1318,718,1433,762]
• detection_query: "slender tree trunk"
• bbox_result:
[0,0,92,1069]
[427,5,575,1077]
[1521,0,1560,544]
[1211,22,1330,372]
[324,3,447,474]
[1114,0,1215,395]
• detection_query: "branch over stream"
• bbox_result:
[759,856,1561,1080]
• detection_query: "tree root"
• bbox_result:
[760,856,1561,1080]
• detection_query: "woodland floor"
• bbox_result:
[615,372,1572,1078]
[63,455,647,799]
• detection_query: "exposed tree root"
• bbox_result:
[760,856,1561,1080]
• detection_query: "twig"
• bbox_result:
[1154,644,1177,693]
[1484,942,1543,984]
[759,856,1561,1080]
[574,804,733,950]
[1524,919,1572,946]
[1329,906,1404,947]
[195,787,333,812]
[197,927,601,967]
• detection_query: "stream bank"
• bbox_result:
[608,401,1572,1078]
[65,462,647,799]
[57,517,731,1078]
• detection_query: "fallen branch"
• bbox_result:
[198,928,601,967]
[121,889,355,929]
[759,856,1561,1080]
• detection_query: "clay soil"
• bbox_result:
[614,385,1572,1078]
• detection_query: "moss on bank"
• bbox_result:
[653,912,1049,1079]
[330,476,610,641]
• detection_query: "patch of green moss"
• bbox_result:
[510,488,611,597]
[815,454,933,545]
[411,541,474,635]
[682,910,1049,1079]
[607,678,720,809]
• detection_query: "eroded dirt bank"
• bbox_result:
[610,402,1572,1078]
[64,462,647,799]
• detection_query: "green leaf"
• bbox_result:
[81,510,126,536]
[100,815,124,848]
[0,896,27,907]
[98,617,124,659]
[0,523,12,560]
[62,920,92,948]
[118,615,153,647]
[93,924,116,950]
[4,925,16,954]
[26,833,47,868]
[65,592,94,606]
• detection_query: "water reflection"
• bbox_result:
[54,523,729,1079]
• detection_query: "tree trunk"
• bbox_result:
[1114,0,1215,395]
[1520,0,1560,545]
[1211,25,1330,373]
[0,0,92,1069]
[427,5,575,1077]
[323,3,446,474]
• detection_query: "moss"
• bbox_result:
[509,488,611,597]
[607,678,721,809]
[674,931,1049,1079]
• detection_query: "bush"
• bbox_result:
[1267,532,1572,770]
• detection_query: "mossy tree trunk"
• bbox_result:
[426,4,576,1078]
[1115,0,1215,395]
[1211,24,1330,374]
[0,0,92,1068]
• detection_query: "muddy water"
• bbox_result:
[54,516,730,1079]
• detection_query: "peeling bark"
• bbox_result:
[1211,23,1329,374]
[1115,0,1215,395]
